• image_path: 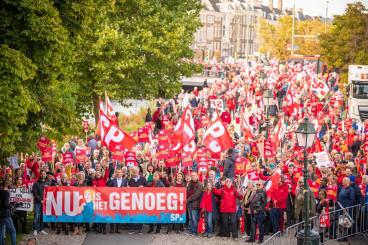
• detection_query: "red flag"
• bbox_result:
[309,137,323,153]
[265,169,281,196]
[105,95,117,122]
[95,98,105,137]
[99,110,136,151]
[203,112,233,154]
[171,107,196,155]
[37,136,50,152]
[271,117,286,148]
[240,108,254,141]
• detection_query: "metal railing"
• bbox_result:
[263,203,368,245]
[262,231,281,245]
[318,203,367,244]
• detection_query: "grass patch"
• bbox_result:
[118,104,154,132]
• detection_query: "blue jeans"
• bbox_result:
[270,208,281,233]
[33,202,44,232]
[189,208,199,234]
[250,212,265,241]
[205,212,213,235]
[0,217,16,245]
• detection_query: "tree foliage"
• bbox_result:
[320,2,368,81]
[259,16,329,60]
[0,0,202,161]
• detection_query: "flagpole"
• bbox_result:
[104,90,108,114]
[321,90,339,112]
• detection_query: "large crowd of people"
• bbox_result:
[1,60,368,245]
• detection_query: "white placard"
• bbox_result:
[210,99,224,110]
[9,187,34,211]
[314,151,333,168]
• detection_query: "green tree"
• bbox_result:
[320,2,368,83]
[259,16,329,60]
[0,0,202,161]
[73,0,202,116]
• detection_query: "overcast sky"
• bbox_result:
[263,0,368,17]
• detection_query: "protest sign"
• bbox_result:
[138,127,150,143]
[41,148,53,162]
[9,187,34,211]
[209,99,224,110]
[314,151,333,168]
[75,149,86,164]
[62,152,74,164]
[43,186,186,223]
[125,151,136,167]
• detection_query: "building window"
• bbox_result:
[207,15,214,24]
[207,26,214,40]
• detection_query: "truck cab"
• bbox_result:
[348,65,368,124]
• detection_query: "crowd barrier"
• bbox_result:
[264,203,368,245]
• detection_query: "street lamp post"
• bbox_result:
[263,89,274,140]
[295,118,320,245]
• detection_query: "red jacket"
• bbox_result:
[200,191,214,212]
[92,168,109,187]
[92,177,106,187]
[213,186,242,213]
[270,183,289,209]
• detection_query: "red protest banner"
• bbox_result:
[75,149,87,164]
[138,127,150,143]
[181,152,193,167]
[158,144,170,159]
[158,130,171,159]
[41,148,53,162]
[165,153,179,168]
[37,136,50,152]
[264,140,275,158]
[125,151,136,168]
[111,145,125,161]
[43,186,186,223]
[62,152,74,164]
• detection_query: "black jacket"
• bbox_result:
[109,178,129,187]
[0,190,11,219]
[249,189,267,214]
[32,178,46,203]
[128,176,147,187]
[224,155,236,179]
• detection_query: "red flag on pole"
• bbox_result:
[203,112,233,154]
[99,109,136,151]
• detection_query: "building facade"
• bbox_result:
[192,0,327,61]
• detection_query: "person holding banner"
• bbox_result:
[128,166,146,235]
[148,172,165,234]
[108,167,128,234]
[10,176,29,234]
[72,171,91,235]
[167,172,186,234]
[56,174,71,235]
